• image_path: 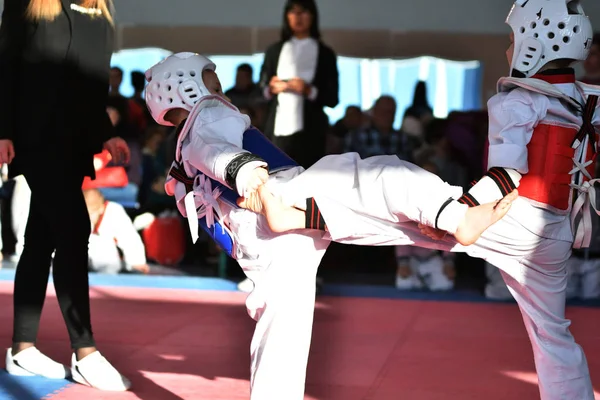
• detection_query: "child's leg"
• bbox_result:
[489,239,594,400]
[249,167,516,245]
[241,230,329,400]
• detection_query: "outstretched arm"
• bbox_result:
[458,89,542,206]
[185,114,268,196]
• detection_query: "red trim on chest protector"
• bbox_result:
[530,73,576,84]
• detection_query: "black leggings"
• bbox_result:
[12,170,95,349]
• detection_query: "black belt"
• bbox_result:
[169,163,194,193]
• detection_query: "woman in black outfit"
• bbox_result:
[0,0,130,391]
[259,0,339,169]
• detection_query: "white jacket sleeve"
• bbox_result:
[487,88,545,173]
[462,89,546,205]
[185,112,268,196]
[105,203,147,268]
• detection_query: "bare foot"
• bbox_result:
[237,185,305,233]
[454,189,518,246]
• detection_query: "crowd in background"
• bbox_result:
[0,46,598,300]
[0,7,598,303]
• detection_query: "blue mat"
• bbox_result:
[0,269,238,292]
[0,373,72,400]
[1,268,599,307]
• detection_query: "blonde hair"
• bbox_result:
[26,0,113,24]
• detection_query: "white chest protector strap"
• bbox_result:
[571,179,600,249]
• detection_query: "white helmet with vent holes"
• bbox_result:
[145,52,216,126]
[506,0,593,77]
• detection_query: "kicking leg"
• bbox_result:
[240,184,516,245]
[421,190,518,245]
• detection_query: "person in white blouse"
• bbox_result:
[259,0,339,170]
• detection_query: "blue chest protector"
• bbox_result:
[169,127,298,258]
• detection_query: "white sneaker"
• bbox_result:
[71,351,131,391]
[5,347,69,379]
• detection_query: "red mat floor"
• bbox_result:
[0,281,599,400]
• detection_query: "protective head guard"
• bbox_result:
[145,52,216,126]
[506,0,593,77]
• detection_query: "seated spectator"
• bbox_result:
[444,111,489,182]
[327,105,364,154]
[83,145,138,207]
[142,167,176,215]
[394,159,455,292]
[225,63,263,110]
[252,103,268,132]
[108,68,143,186]
[87,107,140,207]
[139,127,167,208]
[238,106,260,129]
[130,70,154,128]
[404,81,434,126]
[395,246,455,291]
[484,261,513,300]
[108,68,134,140]
[344,95,416,162]
[84,189,149,275]
[401,81,434,150]
[416,118,469,188]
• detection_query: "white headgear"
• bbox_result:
[506,0,593,78]
[145,52,216,126]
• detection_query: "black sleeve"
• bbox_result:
[259,44,279,96]
[314,45,339,109]
[98,25,116,143]
[225,152,267,190]
[0,0,28,140]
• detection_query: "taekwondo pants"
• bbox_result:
[289,153,594,400]
[227,201,330,400]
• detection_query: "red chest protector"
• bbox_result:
[519,122,598,212]
[497,76,600,213]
